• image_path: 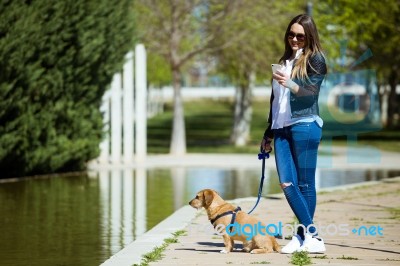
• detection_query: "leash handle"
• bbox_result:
[258,150,270,160]
[258,143,271,158]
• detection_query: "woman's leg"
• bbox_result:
[286,122,326,253]
[274,127,315,239]
[290,121,322,234]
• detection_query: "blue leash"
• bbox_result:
[247,149,270,214]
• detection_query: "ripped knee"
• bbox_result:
[280,182,293,189]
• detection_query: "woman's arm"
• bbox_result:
[273,54,327,96]
[294,54,327,97]
[263,89,274,139]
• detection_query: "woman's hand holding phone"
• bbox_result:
[272,66,299,94]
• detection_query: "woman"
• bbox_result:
[261,14,327,254]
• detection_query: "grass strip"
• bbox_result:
[148,100,400,154]
[133,230,186,266]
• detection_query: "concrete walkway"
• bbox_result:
[149,178,400,265]
[99,147,400,266]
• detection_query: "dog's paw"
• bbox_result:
[220,249,229,254]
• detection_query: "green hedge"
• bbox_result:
[0,0,135,178]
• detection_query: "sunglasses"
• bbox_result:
[288,31,306,42]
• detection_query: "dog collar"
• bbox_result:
[210,206,241,232]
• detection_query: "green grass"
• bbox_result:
[172,230,187,237]
[141,245,165,265]
[291,250,312,265]
[387,207,400,219]
[148,99,268,154]
[337,255,359,260]
[147,99,400,154]
[133,230,186,266]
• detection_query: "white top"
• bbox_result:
[271,49,323,129]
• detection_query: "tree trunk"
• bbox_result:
[170,68,186,155]
[387,69,399,128]
[230,72,254,146]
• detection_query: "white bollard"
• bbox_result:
[98,45,148,165]
[123,52,135,163]
[111,73,122,163]
[99,90,111,162]
[135,44,147,162]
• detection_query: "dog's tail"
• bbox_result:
[273,237,281,252]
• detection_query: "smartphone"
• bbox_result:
[271,64,282,74]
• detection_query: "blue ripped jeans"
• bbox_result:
[273,121,322,238]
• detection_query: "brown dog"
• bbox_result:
[189,189,281,254]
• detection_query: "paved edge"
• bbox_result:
[100,205,197,266]
[88,148,400,171]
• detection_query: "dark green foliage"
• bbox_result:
[0,0,134,178]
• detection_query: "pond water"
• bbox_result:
[0,167,399,266]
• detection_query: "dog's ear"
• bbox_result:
[203,190,214,207]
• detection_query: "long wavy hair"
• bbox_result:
[280,14,324,80]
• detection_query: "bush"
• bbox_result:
[0,0,135,178]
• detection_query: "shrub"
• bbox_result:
[0,0,134,178]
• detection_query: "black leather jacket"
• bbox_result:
[264,53,327,139]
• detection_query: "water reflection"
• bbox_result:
[97,168,149,256]
[0,176,103,266]
[0,167,399,266]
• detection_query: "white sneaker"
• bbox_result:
[281,235,303,254]
[299,234,326,253]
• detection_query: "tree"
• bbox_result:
[135,0,242,155]
[314,0,400,128]
[147,53,171,88]
[209,1,302,146]
[0,0,134,178]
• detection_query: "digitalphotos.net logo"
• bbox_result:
[322,42,382,166]
[188,222,384,241]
